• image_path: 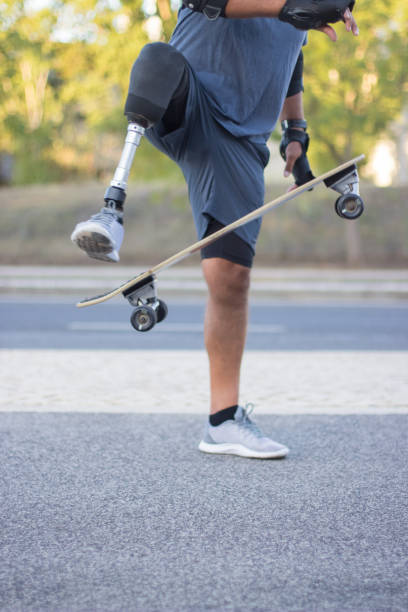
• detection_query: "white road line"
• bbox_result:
[68,322,286,333]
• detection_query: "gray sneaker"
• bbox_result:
[198,405,289,459]
[71,207,124,262]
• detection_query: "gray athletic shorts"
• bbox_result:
[145,62,270,259]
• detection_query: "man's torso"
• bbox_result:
[170,10,306,140]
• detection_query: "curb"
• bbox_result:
[1,266,408,300]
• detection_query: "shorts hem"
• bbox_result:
[200,252,253,269]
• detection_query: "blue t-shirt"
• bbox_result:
[170,9,307,142]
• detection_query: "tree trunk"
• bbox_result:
[396,106,408,186]
[20,60,49,131]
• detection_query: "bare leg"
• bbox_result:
[201,258,251,415]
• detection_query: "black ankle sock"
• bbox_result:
[209,405,238,426]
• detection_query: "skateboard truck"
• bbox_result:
[324,163,364,220]
[122,274,168,332]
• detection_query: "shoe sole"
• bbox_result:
[198,440,289,459]
[71,228,118,262]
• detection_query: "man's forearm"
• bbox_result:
[280,92,305,122]
[187,0,358,37]
[225,0,285,18]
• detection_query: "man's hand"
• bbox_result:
[318,7,359,40]
[277,0,359,39]
[280,125,315,189]
[283,139,302,178]
[283,141,314,192]
[283,140,303,191]
[224,0,360,38]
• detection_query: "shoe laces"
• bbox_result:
[90,208,120,230]
[236,403,264,439]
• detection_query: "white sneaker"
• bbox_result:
[198,405,289,459]
[71,207,124,262]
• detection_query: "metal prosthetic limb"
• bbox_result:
[103,123,167,331]
[94,44,188,322]
[324,163,364,219]
[103,122,145,211]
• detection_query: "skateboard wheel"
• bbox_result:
[130,305,157,332]
[335,194,364,220]
[155,299,168,324]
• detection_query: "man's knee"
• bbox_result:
[202,258,251,305]
[125,43,188,125]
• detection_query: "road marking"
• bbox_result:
[68,322,286,334]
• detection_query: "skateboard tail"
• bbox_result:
[77,270,154,307]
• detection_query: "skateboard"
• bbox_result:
[77,154,365,331]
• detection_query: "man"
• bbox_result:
[71,0,359,459]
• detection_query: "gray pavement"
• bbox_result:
[1,413,407,612]
[1,267,408,611]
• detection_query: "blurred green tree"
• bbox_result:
[0,0,407,183]
[0,1,60,180]
[0,0,178,183]
[301,0,408,169]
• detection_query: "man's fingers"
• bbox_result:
[283,141,302,177]
[316,24,338,41]
[343,7,352,30]
[343,8,359,35]
[316,11,359,40]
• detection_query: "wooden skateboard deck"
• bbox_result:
[77,154,364,309]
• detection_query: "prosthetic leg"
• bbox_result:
[104,42,189,212]
[71,42,189,263]
[102,123,145,212]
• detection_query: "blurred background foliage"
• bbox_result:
[0,0,180,183]
[0,0,407,185]
[302,2,408,174]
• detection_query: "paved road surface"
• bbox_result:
[1,413,407,611]
[2,297,408,350]
[1,292,407,611]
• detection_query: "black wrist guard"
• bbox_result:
[279,0,355,31]
[281,118,307,131]
[183,0,227,20]
[280,128,315,186]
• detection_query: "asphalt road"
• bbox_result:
[2,295,407,611]
[1,297,408,350]
[1,413,407,612]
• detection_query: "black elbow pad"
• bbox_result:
[182,0,228,20]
